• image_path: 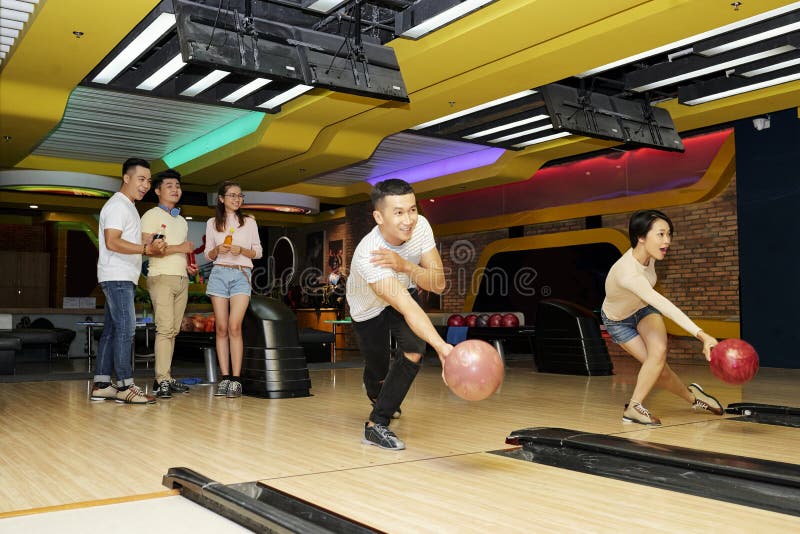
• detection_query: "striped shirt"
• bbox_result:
[346,215,436,322]
[602,248,701,336]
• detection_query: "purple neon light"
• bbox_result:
[366,147,505,185]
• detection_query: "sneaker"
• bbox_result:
[622,402,661,425]
[688,383,724,415]
[362,423,405,451]
[90,383,118,402]
[168,379,190,394]
[155,380,172,399]
[115,384,156,405]
[226,380,242,398]
[214,379,230,397]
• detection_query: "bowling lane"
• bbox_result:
[0,494,248,533]
[262,452,800,533]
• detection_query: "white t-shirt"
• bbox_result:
[97,192,142,284]
[346,215,436,322]
[602,248,701,336]
[141,206,189,277]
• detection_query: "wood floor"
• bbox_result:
[1,356,799,531]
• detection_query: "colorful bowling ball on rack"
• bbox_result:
[476,314,490,327]
[447,314,465,327]
[488,313,503,327]
[464,314,478,328]
[501,313,520,328]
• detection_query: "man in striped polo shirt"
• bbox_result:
[346,179,452,451]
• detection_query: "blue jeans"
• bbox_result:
[94,281,135,385]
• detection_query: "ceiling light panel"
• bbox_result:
[577,2,800,77]
[221,78,272,103]
[411,90,550,150]
[626,36,798,92]
[136,53,186,90]
[257,84,313,110]
[679,64,800,105]
[512,131,571,148]
[412,90,537,130]
[740,51,800,77]
[398,0,496,40]
[91,12,176,84]
[306,0,348,14]
[179,70,231,96]
[695,10,800,56]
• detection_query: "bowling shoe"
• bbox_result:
[363,423,405,450]
[688,383,724,415]
[89,382,118,401]
[622,402,661,425]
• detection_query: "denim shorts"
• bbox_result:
[601,305,660,344]
[206,265,252,298]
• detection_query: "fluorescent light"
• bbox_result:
[741,56,800,77]
[3,1,35,13]
[412,89,536,130]
[629,45,795,92]
[221,78,271,103]
[699,21,800,56]
[401,0,495,39]
[136,53,185,90]
[257,84,313,110]
[0,18,23,30]
[512,131,571,148]
[0,35,13,45]
[0,44,8,53]
[682,70,800,105]
[0,27,20,38]
[180,70,230,96]
[577,1,800,77]
[92,12,176,84]
[463,114,549,139]
[306,0,348,13]
[490,124,554,143]
[0,8,29,23]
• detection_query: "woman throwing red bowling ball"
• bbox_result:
[601,210,723,425]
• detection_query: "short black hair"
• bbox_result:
[153,169,181,190]
[628,209,674,248]
[370,179,414,209]
[122,158,150,177]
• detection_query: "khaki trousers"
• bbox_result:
[147,275,189,383]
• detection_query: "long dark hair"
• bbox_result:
[214,180,247,232]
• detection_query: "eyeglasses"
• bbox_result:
[224,193,245,199]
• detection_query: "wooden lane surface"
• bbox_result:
[262,452,800,533]
[0,361,798,515]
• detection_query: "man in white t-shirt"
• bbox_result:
[90,158,165,405]
[141,169,198,399]
[346,179,452,451]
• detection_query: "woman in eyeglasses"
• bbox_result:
[204,180,262,398]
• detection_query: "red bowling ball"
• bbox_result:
[444,340,504,401]
[488,313,503,327]
[464,314,478,327]
[447,314,465,327]
[501,313,519,328]
[710,338,759,385]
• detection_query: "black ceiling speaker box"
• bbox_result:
[241,296,311,398]
[533,299,613,376]
[174,0,409,102]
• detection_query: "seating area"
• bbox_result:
[0,314,76,375]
